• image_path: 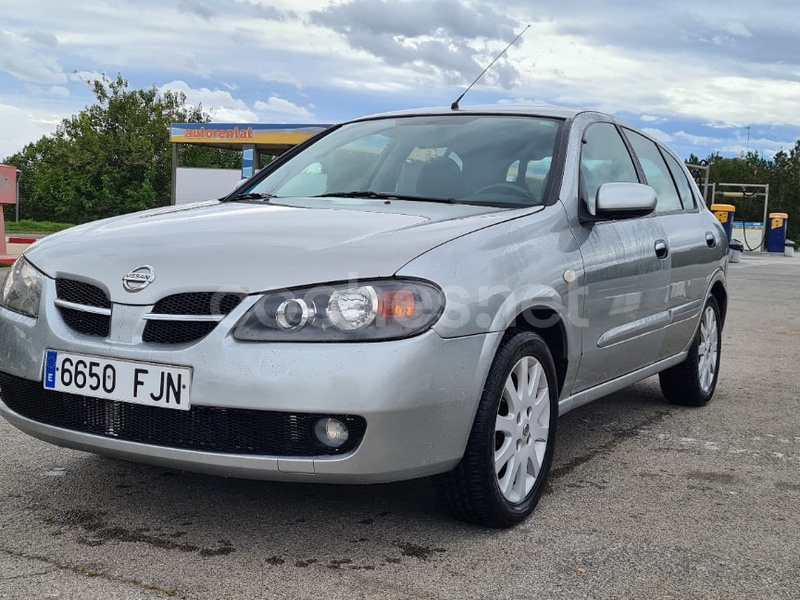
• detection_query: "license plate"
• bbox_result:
[44,350,192,411]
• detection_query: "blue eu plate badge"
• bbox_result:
[45,350,58,389]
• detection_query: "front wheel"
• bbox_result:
[659,296,722,406]
[434,330,558,528]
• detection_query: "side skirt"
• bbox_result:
[558,352,688,416]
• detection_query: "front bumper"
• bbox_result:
[0,292,501,483]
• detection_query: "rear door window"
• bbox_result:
[624,129,683,213]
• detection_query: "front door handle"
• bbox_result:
[655,239,669,260]
[706,232,717,248]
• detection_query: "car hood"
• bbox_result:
[25,199,531,304]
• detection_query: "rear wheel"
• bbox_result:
[659,296,722,406]
[434,330,558,528]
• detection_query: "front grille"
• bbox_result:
[56,279,111,309]
[143,321,218,345]
[152,292,244,316]
[0,373,366,457]
[55,279,111,338]
[59,308,111,338]
[143,292,245,345]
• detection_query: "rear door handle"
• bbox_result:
[654,239,669,260]
[706,232,717,248]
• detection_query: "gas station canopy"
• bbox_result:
[170,122,332,178]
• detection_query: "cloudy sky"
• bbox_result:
[2,0,800,161]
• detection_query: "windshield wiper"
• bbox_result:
[314,191,456,204]
[221,192,275,202]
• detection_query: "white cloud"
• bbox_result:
[254,97,314,120]
[49,86,70,98]
[260,71,305,89]
[160,81,258,121]
[22,29,59,47]
[642,128,673,143]
[172,52,213,78]
[503,20,800,134]
[29,115,63,126]
[308,0,521,88]
[673,131,724,146]
[161,81,246,110]
[209,107,260,122]
[159,82,315,122]
[722,22,752,38]
[665,76,800,127]
[0,103,63,159]
[0,30,66,84]
[716,135,795,159]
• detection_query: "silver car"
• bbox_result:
[0,106,727,527]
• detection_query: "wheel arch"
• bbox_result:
[710,280,728,328]
[508,306,569,396]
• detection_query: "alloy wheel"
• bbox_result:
[494,356,551,503]
[697,305,719,394]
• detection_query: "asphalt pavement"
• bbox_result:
[0,252,798,599]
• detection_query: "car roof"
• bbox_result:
[348,104,591,122]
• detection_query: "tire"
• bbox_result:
[434,330,558,528]
[659,296,722,406]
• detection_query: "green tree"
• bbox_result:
[2,73,239,223]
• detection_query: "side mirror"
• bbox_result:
[595,182,657,219]
[233,178,249,191]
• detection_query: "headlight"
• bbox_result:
[0,257,44,318]
[233,279,444,342]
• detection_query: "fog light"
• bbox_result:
[313,418,350,449]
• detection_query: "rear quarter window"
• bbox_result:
[662,151,696,209]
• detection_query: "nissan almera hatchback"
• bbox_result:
[0,106,727,527]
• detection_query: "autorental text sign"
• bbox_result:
[170,123,331,147]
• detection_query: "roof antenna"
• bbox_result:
[451,24,531,111]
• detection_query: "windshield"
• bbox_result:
[239,115,563,207]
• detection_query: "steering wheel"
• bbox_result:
[473,183,532,198]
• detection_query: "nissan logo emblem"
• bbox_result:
[122,265,156,292]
